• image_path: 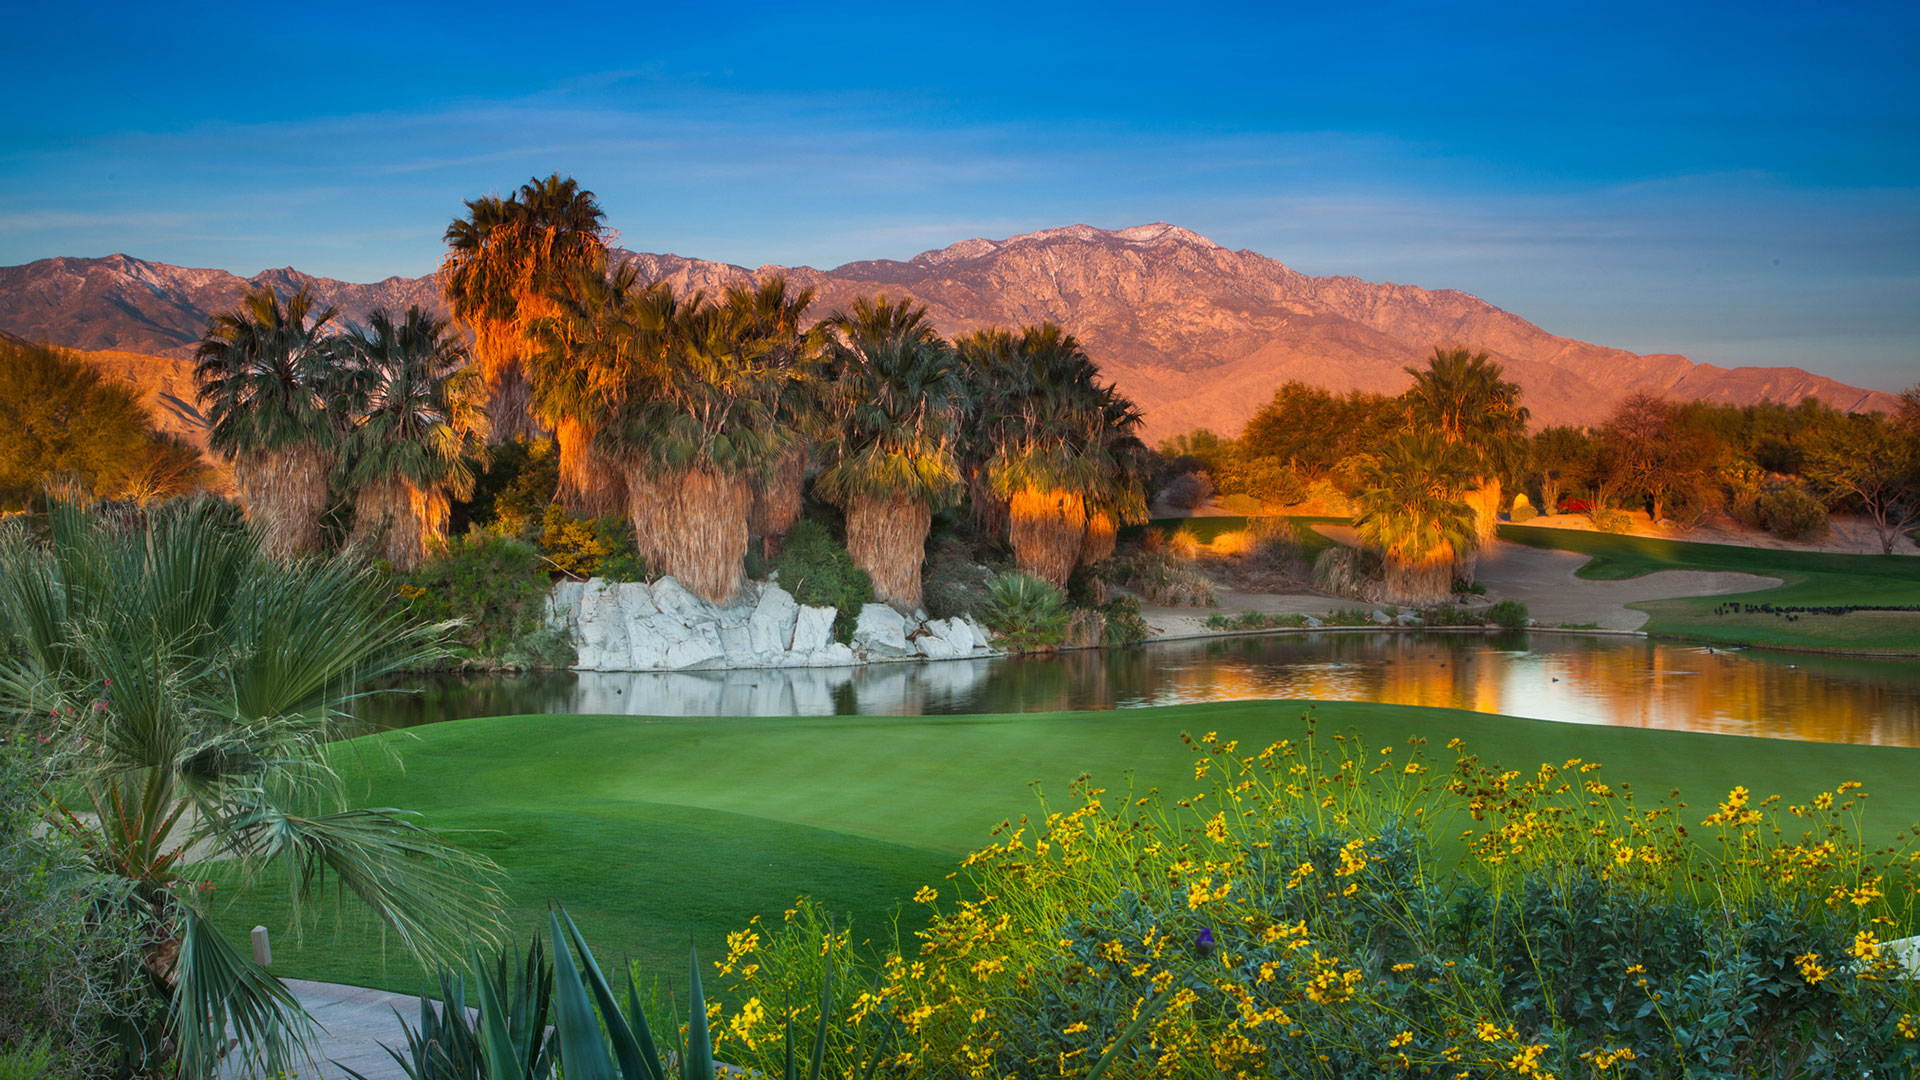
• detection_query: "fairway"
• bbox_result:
[1501,525,1920,652]
[210,701,1920,997]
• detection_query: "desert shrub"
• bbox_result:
[1312,544,1379,599]
[537,505,646,580]
[460,436,559,534]
[710,730,1920,1078]
[1590,506,1634,534]
[774,519,875,643]
[398,531,554,662]
[1161,470,1215,511]
[1113,535,1217,607]
[1488,598,1530,628]
[1100,594,1151,645]
[983,572,1070,652]
[922,535,998,621]
[1756,484,1831,541]
[0,746,147,1080]
[1203,610,1307,632]
[1218,492,1265,516]
[1510,493,1537,523]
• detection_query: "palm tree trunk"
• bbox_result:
[748,444,807,554]
[660,466,750,605]
[352,478,449,572]
[1078,510,1118,568]
[1383,545,1455,607]
[847,491,931,612]
[967,466,1009,544]
[554,417,627,517]
[233,446,331,561]
[1009,487,1087,588]
[625,468,673,568]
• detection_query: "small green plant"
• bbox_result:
[538,505,645,580]
[1203,610,1307,632]
[1510,493,1537,523]
[1590,506,1633,534]
[984,572,1070,652]
[773,520,874,644]
[1488,599,1531,628]
[1100,594,1151,645]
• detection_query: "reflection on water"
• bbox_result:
[362,631,1920,746]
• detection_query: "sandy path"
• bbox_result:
[1137,528,1784,638]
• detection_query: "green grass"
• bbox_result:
[1500,524,1920,652]
[207,701,1920,998]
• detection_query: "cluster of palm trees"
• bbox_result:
[194,291,484,570]
[1351,346,1529,604]
[437,173,1150,609]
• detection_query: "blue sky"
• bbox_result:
[2,0,1915,390]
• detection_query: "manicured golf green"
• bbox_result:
[209,701,1920,996]
[1501,525,1920,652]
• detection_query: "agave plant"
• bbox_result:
[352,940,552,1080]
[0,492,503,1079]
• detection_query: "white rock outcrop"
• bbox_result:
[547,578,1001,672]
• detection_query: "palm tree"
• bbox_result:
[1403,346,1529,571]
[339,307,489,571]
[817,296,964,611]
[193,286,346,559]
[442,175,609,462]
[527,263,651,518]
[727,277,825,554]
[596,292,791,603]
[0,493,502,1079]
[954,328,1021,543]
[1352,432,1479,605]
[972,325,1149,587]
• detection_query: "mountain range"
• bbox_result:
[0,223,1898,441]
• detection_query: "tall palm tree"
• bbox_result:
[817,296,964,611]
[339,307,489,571]
[595,291,791,603]
[527,263,651,518]
[727,277,825,554]
[0,493,502,1079]
[954,328,1022,543]
[1352,432,1479,605]
[1403,346,1529,559]
[442,175,609,463]
[972,325,1149,586]
[193,286,346,559]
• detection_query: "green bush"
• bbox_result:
[1756,484,1830,541]
[922,535,997,621]
[1218,492,1265,516]
[1100,594,1152,645]
[0,746,146,1080]
[1509,492,1537,523]
[1590,507,1633,534]
[1488,598,1530,628]
[712,732,1920,1078]
[983,572,1070,652]
[462,437,559,534]
[537,505,645,580]
[773,520,874,644]
[399,532,557,664]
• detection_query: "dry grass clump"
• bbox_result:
[847,491,932,611]
[1213,517,1312,591]
[1115,528,1218,607]
[1312,545,1378,601]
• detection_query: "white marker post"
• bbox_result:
[251,925,271,967]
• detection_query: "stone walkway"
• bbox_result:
[283,979,437,1080]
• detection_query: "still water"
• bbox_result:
[363,630,1920,747]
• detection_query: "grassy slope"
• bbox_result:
[1500,525,1920,651]
[209,701,1920,996]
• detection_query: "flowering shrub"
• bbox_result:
[705,723,1920,1078]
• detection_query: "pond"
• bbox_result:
[362,630,1920,746]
